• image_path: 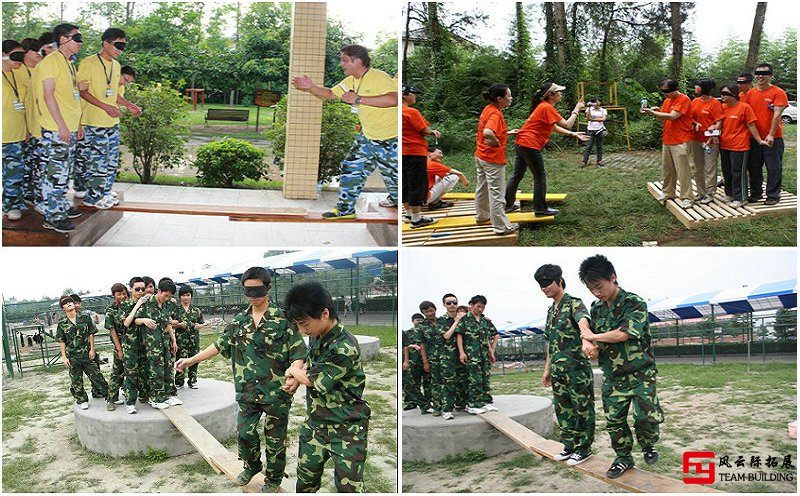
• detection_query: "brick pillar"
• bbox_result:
[283,2,327,199]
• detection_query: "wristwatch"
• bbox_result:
[354,96,362,105]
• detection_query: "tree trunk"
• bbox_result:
[403,1,412,77]
[125,2,134,25]
[745,2,767,71]
[598,4,615,82]
[554,2,568,69]
[669,2,683,79]
[543,3,556,79]
[427,2,442,54]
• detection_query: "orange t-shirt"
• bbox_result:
[738,90,750,105]
[402,104,430,156]
[745,85,789,139]
[720,102,757,152]
[660,93,694,145]
[475,104,507,164]
[690,97,723,142]
[426,160,453,198]
[515,101,563,150]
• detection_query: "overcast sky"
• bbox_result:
[401,248,796,328]
[433,0,795,56]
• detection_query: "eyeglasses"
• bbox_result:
[133,287,145,292]
[66,33,83,44]
[111,41,126,51]
[444,300,458,305]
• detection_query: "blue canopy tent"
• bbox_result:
[494,319,546,372]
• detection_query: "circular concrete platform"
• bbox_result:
[402,394,554,463]
[302,335,380,359]
[75,378,237,457]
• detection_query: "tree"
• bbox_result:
[746,2,768,72]
[669,2,683,79]
[773,308,796,340]
[508,3,533,109]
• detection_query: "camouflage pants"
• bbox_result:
[137,330,150,401]
[427,353,443,413]
[23,137,43,205]
[552,366,595,455]
[454,362,468,408]
[465,350,490,408]
[174,329,199,386]
[74,125,120,201]
[479,351,493,405]
[296,421,368,493]
[439,354,460,412]
[68,358,109,404]
[122,331,141,406]
[402,355,431,411]
[143,328,167,402]
[2,141,27,212]
[162,333,176,397]
[238,401,290,485]
[107,347,125,402]
[601,372,664,465]
[336,133,398,215]
[40,129,77,223]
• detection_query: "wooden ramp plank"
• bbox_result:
[403,224,518,246]
[479,411,721,493]
[402,212,554,232]
[442,192,567,202]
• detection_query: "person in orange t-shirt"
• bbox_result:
[642,78,694,207]
[426,147,469,209]
[474,83,517,235]
[402,85,439,228]
[689,78,723,204]
[745,63,788,205]
[736,72,753,104]
[717,84,766,207]
[506,81,587,216]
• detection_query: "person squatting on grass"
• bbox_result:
[292,44,398,219]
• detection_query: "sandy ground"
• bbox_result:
[402,365,797,493]
[2,330,397,493]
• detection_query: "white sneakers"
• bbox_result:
[73,190,86,199]
[79,402,89,410]
[149,400,169,410]
[165,396,183,406]
[483,403,498,412]
[5,209,22,221]
[442,411,454,420]
[678,199,693,208]
[466,406,486,415]
[83,194,118,210]
[127,405,137,414]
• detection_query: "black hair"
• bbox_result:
[129,276,144,288]
[419,300,436,312]
[240,266,271,287]
[469,295,487,305]
[59,295,73,308]
[411,313,425,322]
[340,44,370,67]
[737,72,753,83]
[441,293,457,303]
[69,294,82,303]
[178,285,193,296]
[283,280,338,322]
[755,62,773,73]
[142,276,155,287]
[121,65,136,78]
[695,77,715,96]
[578,254,617,284]
[20,38,42,53]
[2,40,22,53]
[482,83,509,104]
[158,277,174,285]
[659,78,679,92]
[529,81,556,111]
[456,305,469,314]
[111,282,127,295]
[587,95,601,104]
[52,23,80,46]
[101,27,126,42]
[534,264,565,289]
[158,279,177,294]
[38,32,54,46]
[720,83,740,99]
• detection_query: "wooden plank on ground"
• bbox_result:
[403,224,518,246]
[209,451,285,493]
[401,212,554,232]
[479,411,721,493]
[442,192,567,202]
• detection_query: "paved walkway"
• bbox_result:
[95,183,391,246]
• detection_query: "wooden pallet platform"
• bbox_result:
[480,411,721,493]
[402,224,519,246]
[442,192,567,202]
[647,180,796,230]
[402,211,554,232]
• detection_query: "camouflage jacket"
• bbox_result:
[544,293,592,373]
[454,312,493,358]
[305,321,371,427]
[104,300,131,339]
[56,313,97,360]
[175,304,204,337]
[403,326,423,365]
[437,314,460,361]
[590,287,656,380]
[413,318,442,363]
[214,305,306,405]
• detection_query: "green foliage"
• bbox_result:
[265,96,359,184]
[194,138,266,188]
[142,447,169,463]
[627,118,663,150]
[372,36,398,76]
[120,81,190,184]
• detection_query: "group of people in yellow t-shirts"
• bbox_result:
[2,23,141,233]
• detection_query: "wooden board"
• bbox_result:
[3,201,122,246]
[402,224,519,246]
[402,212,554,232]
[442,192,567,202]
[479,411,721,493]
[647,179,796,230]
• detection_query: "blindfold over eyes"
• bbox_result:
[243,286,269,297]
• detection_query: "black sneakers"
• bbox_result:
[567,452,592,466]
[554,449,573,461]
[410,216,437,229]
[67,207,83,219]
[43,219,76,233]
[643,446,659,465]
[606,461,632,479]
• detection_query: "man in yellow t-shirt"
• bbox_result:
[292,44,398,219]
[75,28,141,209]
[2,40,29,221]
[15,38,45,212]
[36,23,86,233]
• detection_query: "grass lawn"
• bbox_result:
[186,103,276,128]
[440,125,796,246]
[116,172,284,190]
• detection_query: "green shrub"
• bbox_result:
[194,138,266,187]
[628,118,663,149]
[265,96,359,184]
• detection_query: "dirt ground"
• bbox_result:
[2,330,397,493]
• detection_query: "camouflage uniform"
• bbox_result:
[74,125,120,202]
[23,138,43,205]
[2,141,27,214]
[104,301,129,402]
[436,315,463,412]
[453,312,494,408]
[215,305,307,486]
[544,293,595,456]
[56,314,109,404]
[297,322,370,493]
[40,129,78,224]
[591,287,664,466]
[135,296,174,403]
[413,318,443,413]
[116,299,143,406]
[336,134,398,214]
[163,298,180,397]
[174,304,204,387]
[402,327,431,411]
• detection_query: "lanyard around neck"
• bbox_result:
[2,70,19,100]
[97,53,113,86]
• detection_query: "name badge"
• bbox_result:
[106,88,115,97]
[73,89,80,100]
[350,106,360,115]
[13,101,25,112]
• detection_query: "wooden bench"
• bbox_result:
[204,108,250,128]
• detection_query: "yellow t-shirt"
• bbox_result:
[331,68,398,141]
[14,65,42,138]
[37,51,82,133]
[2,68,28,143]
[77,54,122,128]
